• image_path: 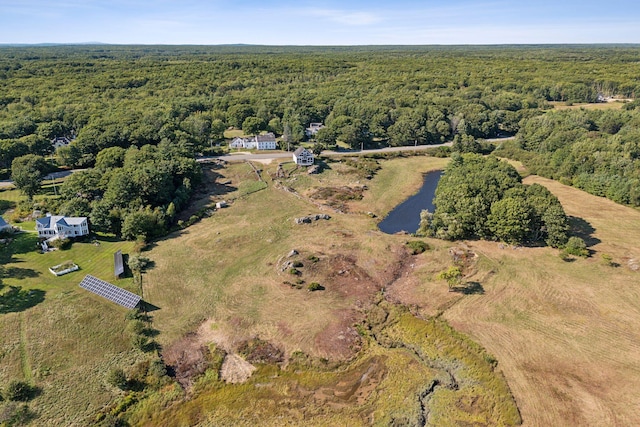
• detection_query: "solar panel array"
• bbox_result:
[114,250,124,277]
[79,275,141,309]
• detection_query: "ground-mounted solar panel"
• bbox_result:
[79,275,141,309]
[114,250,124,278]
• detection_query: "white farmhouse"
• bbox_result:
[254,133,277,150]
[293,147,314,166]
[229,133,278,150]
[36,215,89,240]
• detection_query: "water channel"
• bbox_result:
[378,170,442,235]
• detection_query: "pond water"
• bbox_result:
[378,170,442,235]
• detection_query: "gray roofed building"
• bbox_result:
[293,147,314,166]
[36,215,89,240]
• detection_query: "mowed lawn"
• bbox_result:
[0,195,141,424]
[391,175,640,426]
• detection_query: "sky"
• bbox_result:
[1,0,639,45]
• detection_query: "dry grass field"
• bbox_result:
[144,157,448,358]
[388,175,640,426]
[129,155,519,425]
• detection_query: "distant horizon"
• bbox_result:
[1,1,639,45]
[2,42,640,48]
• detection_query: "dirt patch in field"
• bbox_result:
[314,309,362,360]
[238,338,284,364]
[323,254,383,299]
[161,333,211,389]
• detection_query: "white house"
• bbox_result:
[254,133,277,150]
[293,147,314,166]
[36,215,89,240]
[229,137,249,149]
[305,123,324,138]
[229,133,277,150]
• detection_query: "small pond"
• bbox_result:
[378,170,442,235]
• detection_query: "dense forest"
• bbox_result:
[1,45,640,168]
[1,44,639,222]
[496,104,640,206]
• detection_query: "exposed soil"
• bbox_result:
[323,254,382,299]
[161,333,211,389]
[314,309,362,360]
[238,338,284,364]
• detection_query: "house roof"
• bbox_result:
[256,133,276,143]
[293,147,311,156]
[36,215,86,230]
[0,217,9,228]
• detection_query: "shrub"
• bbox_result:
[126,319,146,335]
[133,235,148,252]
[308,282,324,291]
[125,309,142,321]
[307,255,319,263]
[288,268,299,275]
[563,236,588,257]
[49,238,72,250]
[601,253,616,267]
[128,254,150,273]
[3,381,35,401]
[106,368,128,390]
[131,334,149,350]
[406,240,430,255]
[292,261,303,268]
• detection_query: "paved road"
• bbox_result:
[198,141,455,163]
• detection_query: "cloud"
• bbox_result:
[305,8,382,26]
